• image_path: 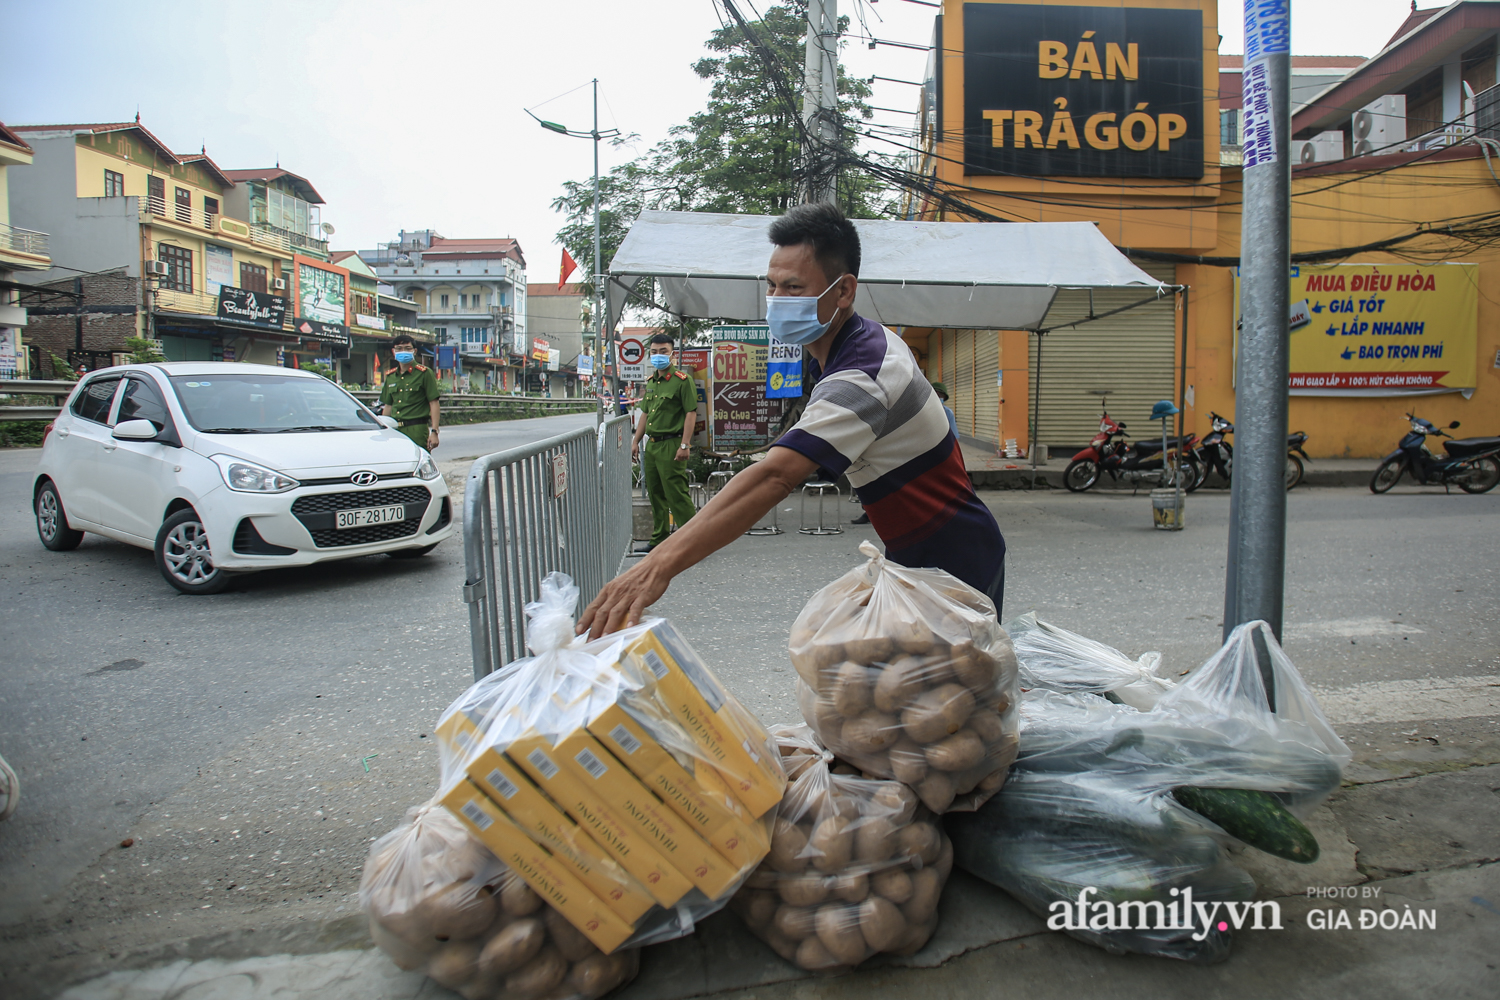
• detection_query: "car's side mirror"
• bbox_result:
[112,418,159,441]
[377,415,399,430]
[1449,421,1461,429]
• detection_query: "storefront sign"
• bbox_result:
[766,332,802,399]
[1234,264,1478,394]
[217,286,287,328]
[547,348,560,372]
[532,337,551,362]
[577,353,593,376]
[711,325,784,448]
[297,259,347,325]
[963,2,1204,178]
[294,318,350,345]
[205,244,234,295]
[355,313,387,330]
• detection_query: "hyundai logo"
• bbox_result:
[350,470,379,487]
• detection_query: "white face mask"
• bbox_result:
[766,275,846,346]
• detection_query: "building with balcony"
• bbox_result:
[360,231,527,391]
[8,119,345,373]
[0,121,52,377]
[525,281,589,397]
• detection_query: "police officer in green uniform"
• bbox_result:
[630,332,697,552]
[378,334,442,451]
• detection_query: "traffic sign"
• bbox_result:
[618,337,646,381]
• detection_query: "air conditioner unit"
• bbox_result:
[1352,95,1406,156]
[1298,130,1345,164]
[272,277,286,290]
[144,260,169,276]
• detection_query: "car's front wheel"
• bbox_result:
[155,509,230,595]
[35,480,84,551]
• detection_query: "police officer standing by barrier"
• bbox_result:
[630,332,697,553]
[379,334,442,451]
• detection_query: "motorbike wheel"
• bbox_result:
[1370,458,1404,494]
[1063,459,1099,493]
[1285,454,1304,490]
[1458,456,1500,494]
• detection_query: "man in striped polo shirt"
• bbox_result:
[580,203,1006,638]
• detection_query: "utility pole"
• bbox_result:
[592,78,614,421]
[800,0,839,204]
[1225,2,1291,652]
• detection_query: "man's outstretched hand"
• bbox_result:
[576,556,670,639]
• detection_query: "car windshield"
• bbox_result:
[168,374,379,433]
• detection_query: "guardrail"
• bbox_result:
[0,379,75,422]
[463,415,633,681]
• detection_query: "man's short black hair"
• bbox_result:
[392,333,416,349]
[768,202,861,280]
[649,332,674,346]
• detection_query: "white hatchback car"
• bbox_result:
[33,362,455,594]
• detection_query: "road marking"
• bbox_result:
[1311,674,1500,725]
[1288,617,1425,639]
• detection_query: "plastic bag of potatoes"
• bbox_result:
[730,725,952,972]
[791,541,1020,813]
[361,804,639,1000]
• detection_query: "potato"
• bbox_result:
[871,867,914,904]
[477,917,545,978]
[794,934,841,970]
[746,866,781,890]
[967,707,1004,743]
[903,867,942,925]
[773,903,818,939]
[889,740,929,785]
[872,656,926,713]
[897,822,943,865]
[815,903,869,966]
[765,926,801,961]
[858,896,908,951]
[915,771,956,812]
[427,940,482,989]
[779,872,832,906]
[790,649,820,686]
[457,977,499,1000]
[369,916,437,970]
[937,610,978,645]
[768,818,810,873]
[901,685,976,744]
[812,642,849,670]
[952,770,980,796]
[503,947,566,999]
[500,879,543,917]
[808,816,853,872]
[853,816,897,862]
[830,662,874,716]
[830,760,861,776]
[832,871,869,903]
[977,767,1009,793]
[871,782,919,824]
[840,711,900,754]
[810,692,845,739]
[843,637,894,665]
[544,907,597,962]
[414,881,497,942]
[950,641,997,690]
[741,888,779,929]
[890,618,938,655]
[934,834,954,881]
[567,953,629,999]
[925,730,985,772]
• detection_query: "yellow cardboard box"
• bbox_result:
[466,749,656,924]
[587,701,768,869]
[439,780,633,954]
[507,735,693,908]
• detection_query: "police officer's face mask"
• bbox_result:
[649,353,671,369]
[393,351,415,364]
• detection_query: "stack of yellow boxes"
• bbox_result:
[439,619,785,954]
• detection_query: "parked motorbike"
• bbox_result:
[1063,410,1201,492]
[1187,412,1310,491]
[1369,414,1500,494]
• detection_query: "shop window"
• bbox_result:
[240,262,268,293]
[104,169,124,197]
[158,244,194,292]
[1219,109,1240,147]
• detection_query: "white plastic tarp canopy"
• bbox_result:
[606,211,1166,331]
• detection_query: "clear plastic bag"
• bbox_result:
[432,573,782,956]
[1004,612,1174,711]
[360,804,640,1000]
[731,725,952,972]
[791,541,1020,813]
[946,621,1350,962]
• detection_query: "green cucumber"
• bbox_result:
[1171,786,1320,863]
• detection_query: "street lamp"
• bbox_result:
[527,80,620,418]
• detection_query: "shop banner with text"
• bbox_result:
[766,334,803,398]
[1236,263,1478,394]
[710,325,783,449]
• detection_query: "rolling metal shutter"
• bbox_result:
[1030,261,1179,451]
[930,330,1001,445]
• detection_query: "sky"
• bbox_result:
[0,0,1431,283]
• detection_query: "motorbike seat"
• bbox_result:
[1443,436,1500,458]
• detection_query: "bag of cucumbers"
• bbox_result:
[730,725,952,972]
[946,620,1350,963]
[791,541,1021,814]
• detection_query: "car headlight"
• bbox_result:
[211,455,300,493]
[416,454,440,481]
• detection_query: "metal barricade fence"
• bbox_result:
[463,415,634,681]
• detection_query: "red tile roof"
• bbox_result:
[179,152,234,189]
[0,121,33,153]
[1385,6,1443,50]
[11,121,180,164]
[222,167,324,204]
[420,237,527,268]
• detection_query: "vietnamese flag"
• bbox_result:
[559,248,578,289]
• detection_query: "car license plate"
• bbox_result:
[336,504,405,529]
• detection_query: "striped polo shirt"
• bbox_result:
[775,313,1006,597]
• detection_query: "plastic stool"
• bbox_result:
[745,500,783,536]
[705,461,735,501]
[799,481,843,535]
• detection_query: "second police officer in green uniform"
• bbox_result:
[630,332,697,552]
[379,334,443,451]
